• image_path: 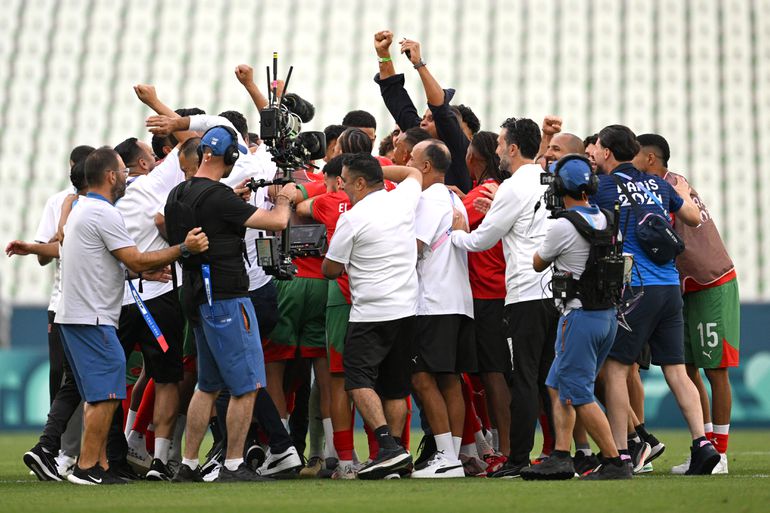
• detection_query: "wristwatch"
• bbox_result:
[180,242,191,258]
[413,59,426,70]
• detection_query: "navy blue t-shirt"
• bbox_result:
[591,163,684,286]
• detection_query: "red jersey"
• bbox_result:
[377,156,394,167]
[311,191,352,303]
[463,180,506,299]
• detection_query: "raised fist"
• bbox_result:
[374,30,394,56]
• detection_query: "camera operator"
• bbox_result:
[590,124,720,475]
[522,155,629,481]
[166,126,297,482]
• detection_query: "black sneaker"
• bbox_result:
[68,464,126,485]
[643,433,666,464]
[580,461,633,480]
[357,446,412,480]
[317,457,339,479]
[488,460,529,478]
[628,439,652,473]
[414,434,436,471]
[245,443,266,471]
[171,464,204,483]
[145,458,171,481]
[108,459,142,481]
[686,440,720,475]
[23,445,62,482]
[521,453,575,480]
[573,452,600,476]
[218,463,274,482]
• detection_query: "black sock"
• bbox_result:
[635,423,650,441]
[374,425,398,450]
[552,449,570,459]
[210,417,223,445]
[254,389,293,454]
[607,456,624,467]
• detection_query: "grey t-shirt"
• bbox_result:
[538,206,608,312]
[55,195,136,327]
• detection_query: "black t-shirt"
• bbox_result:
[182,177,257,304]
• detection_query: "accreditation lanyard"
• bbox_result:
[126,274,169,353]
[201,264,213,307]
[430,188,456,252]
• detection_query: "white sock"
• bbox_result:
[154,437,171,465]
[124,409,138,439]
[577,447,592,457]
[474,430,494,456]
[281,418,290,432]
[322,418,338,459]
[182,457,198,470]
[127,430,145,449]
[491,428,499,452]
[460,443,480,459]
[224,458,243,471]
[434,432,455,459]
[170,415,186,461]
[713,424,729,435]
[704,422,714,433]
[452,436,462,459]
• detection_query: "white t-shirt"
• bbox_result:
[118,148,184,304]
[415,183,474,317]
[55,195,136,327]
[451,163,553,305]
[34,187,75,312]
[325,178,421,322]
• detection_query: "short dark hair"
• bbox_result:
[342,153,383,186]
[583,133,598,147]
[454,104,480,135]
[421,139,452,173]
[598,124,640,162]
[152,134,171,159]
[500,117,541,159]
[338,127,373,154]
[175,107,206,117]
[403,127,432,148]
[84,147,120,187]
[342,110,376,129]
[179,137,201,165]
[248,132,259,145]
[69,160,88,191]
[378,137,394,157]
[69,145,95,167]
[114,137,143,166]
[636,133,671,166]
[324,154,346,178]
[324,124,347,147]
[219,111,248,141]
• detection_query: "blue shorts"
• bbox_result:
[194,297,266,397]
[59,324,126,403]
[546,308,617,406]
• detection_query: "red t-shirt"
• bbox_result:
[311,191,352,303]
[377,156,394,167]
[462,180,506,299]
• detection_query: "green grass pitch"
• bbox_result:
[1,429,768,513]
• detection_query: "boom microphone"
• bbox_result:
[283,93,315,123]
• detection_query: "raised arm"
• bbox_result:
[134,85,197,145]
[400,39,444,106]
[373,30,421,132]
[234,64,269,111]
[537,116,562,160]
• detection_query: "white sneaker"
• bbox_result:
[55,452,77,477]
[126,438,152,471]
[712,453,728,474]
[410,451,465,479]
[331,462,357,480]
[257,446,303,478]
[671,456,691,475]
[202,464,220,482]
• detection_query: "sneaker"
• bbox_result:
[245,443,266,471]
[145,458,171,481]
[580,461,633,480]
[487,460,528,478]
[521,452,575,481]
[459,453,487,477]
[712,453,728,474]
[671,456,690,475]
[357,446,413,480]
[23,445,62,482]
[572,452,600,476]
[483,452,508,474]
[331,462,357,480]
[317,457,339,479]
[200,440,224,479]
[629,439,652,474]
[55,452,77,478]
[166,459,181,477]
[202,465,221,482]
[126,438,152,471]
[218,463,274,482]
[638,462,654,473]
[108,459,142,481]
[411,451,464,479]
[643,432,666,464]
[414,434,436,471]
[686,440,720,475]
[171,463,203,483]
[299,456,323,478]
[257,446,303,479]
[68,464,126,485]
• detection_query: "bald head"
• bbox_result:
[544,133,585,168]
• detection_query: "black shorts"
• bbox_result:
[343,316,416,400]
[119,289,184,383]
[473,299,510,374]
[413,314,477,374]
[636,343,652,370]
[609,285,684,366]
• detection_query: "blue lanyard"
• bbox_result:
[126,276,169,353]
[201,264,213,307]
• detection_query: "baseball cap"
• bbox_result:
[549,157,593,193]
[200,126,247,156]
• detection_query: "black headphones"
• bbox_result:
[551,153,598,197]
[197,125,241,167]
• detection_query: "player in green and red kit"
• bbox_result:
[635,135,739,474]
